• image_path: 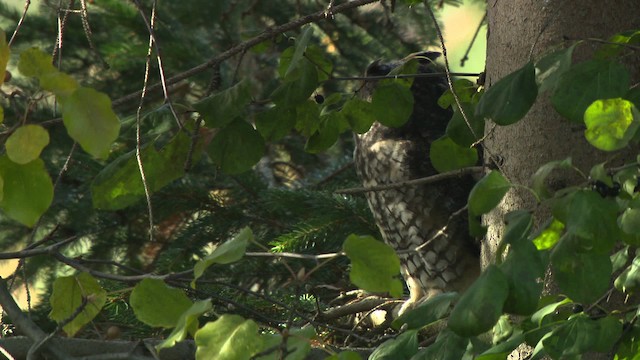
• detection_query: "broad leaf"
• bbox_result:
[208,119,265,174]
[551,234,612,304]
[40,71,79,100]
[305,112,348,153]
[0,156,52,227]
[62,87,120,159]
[18,47,55,78]
[369,330,418,360]
[410,329,468,360]
[92,132,196,210]
[476,62,538,125]
[130,278,192,328]
[49,273,107,337]
[468,170,511,216]
[193,227,251,286]
[535,44,577,93]
[5,125,49,164]
[255,105,296,141]
[430,136,478,172]
[256,326,316,360]
[157,299,212,351]
[195,314,263,360]
[584,98,639,151]
[392,292,457,330]
[552,60,630,123]
[532,218,564,250]
[449,265,509,337]
[371,81,414,128]
[446,103,484,147]
[615,252,640,293]
[565,190,618,253]
[271,59,318,106]
[194,79,251,128]
[341,98,376,134]
[531,158,573,199]
[542,315,622,358]
[283,26,314,79]
[343,234,403,298]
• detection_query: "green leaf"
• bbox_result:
[0,30,9,86]
[255,106,296,141]
[40,71,79,100]
[49,272,107,337]
[552,60,630,123]
[62,87,120,159]
[531,297,571,326]
[410,329,468,360]
[371,81,414,128]
[193,79,251,128]
[343,234,403,298]
[294,100,320,136]
[341,98,376,134]
[18,47,55,78]
[256,326,316,360]
[284,26,314,79]
[449,265,509,337]
[565,190,619,253]
[5,125,49,164]
[595,30,640,59]
[208,120,265,174]
[91,132,195,210]
[468,170,511,216]
[535,44,577,93]
[531,158,573,199]
[438,79,477,109]
[392,292,458,330]
[272,59,318,106]
[193,227,251,286]
[615,252,640,293]
[476,332,525,360]
[542,314,622,358]
[369,330,418,360]
[304,112,347,153]
[620,208,640,235]
[157,299,212,351]
[130,278,192,328]
[584,98,640,151]
[0,156,53,227]
[430,136,478,173]
[551,235,612,304]
[476,62,538,125]
[532,218,565,250]
[195,314,263,360]
[446,103,485,147]
[325,351,362,360]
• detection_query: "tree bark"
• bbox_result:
[483,1,640,358]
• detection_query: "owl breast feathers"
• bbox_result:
[354,52,480,310]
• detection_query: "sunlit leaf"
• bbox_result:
[5,125,50,164]
[157,299,212,351]
[0,156,52,227]
[584,98,639,151]
[195,314,263,360]
[40,71,79,100]
[49,273,107,337]
[130,279,192,328]
[532,218,564,250]
[193,227,251,287]
[343,234,403,298]
[18,47,55,78]
[62,87,120,159]
[552,60,630,123]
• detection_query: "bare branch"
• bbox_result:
[334,166,483,195]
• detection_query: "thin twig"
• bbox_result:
[334,166,483,195]
[8,0,31,47]
[111,0,379,108]
[460,12,486,67]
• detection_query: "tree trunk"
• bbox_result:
[483,1,640,358]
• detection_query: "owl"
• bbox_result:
[353,52,480,312]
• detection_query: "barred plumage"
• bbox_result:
[354,53,480,311]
